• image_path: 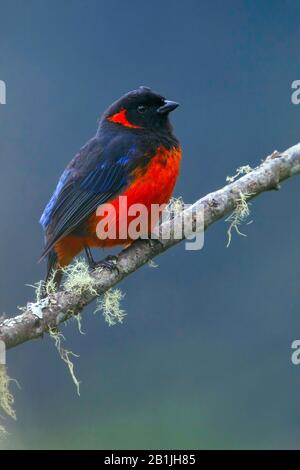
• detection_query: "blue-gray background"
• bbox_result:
[1,0,300,450]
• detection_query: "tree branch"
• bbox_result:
[1,143,300,351]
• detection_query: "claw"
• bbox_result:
[84,248,119,273]
[97,255,119,273]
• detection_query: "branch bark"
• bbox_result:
[1,143,300,351]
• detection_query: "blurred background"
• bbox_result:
[1,0,300,450]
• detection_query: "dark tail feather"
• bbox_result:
[42,250,63,296]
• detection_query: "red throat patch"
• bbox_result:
[107,108,141,128]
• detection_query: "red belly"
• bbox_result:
[54,146,181,266]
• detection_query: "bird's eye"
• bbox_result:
[137,105,146,114]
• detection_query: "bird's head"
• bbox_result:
[102,86,179,132]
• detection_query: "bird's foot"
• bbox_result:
[95,255,119,273]
[85,248,119,273]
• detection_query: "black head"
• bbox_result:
[102,86,179,132]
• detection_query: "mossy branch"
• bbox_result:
[1,143,300,351]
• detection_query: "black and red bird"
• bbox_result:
[40,86,181,286]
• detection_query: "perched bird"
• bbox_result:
[40,86,181,287]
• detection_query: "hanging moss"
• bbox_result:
[225,191,252,247]
[95,288,126,326]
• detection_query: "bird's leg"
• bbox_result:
[85,247,119,273]
[85,247,97,268]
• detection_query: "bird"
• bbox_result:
[40,86,181,288]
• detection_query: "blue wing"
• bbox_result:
[40,136,138,259]
[40,168,72,230]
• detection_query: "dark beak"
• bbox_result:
[157,100,180,114]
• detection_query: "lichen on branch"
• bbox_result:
[49,327,81,396]
[1,142,300,351]
[0,365,17,437]
[95,288,126,326]
[225,191,252,247]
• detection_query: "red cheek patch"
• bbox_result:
[107,108,141,128]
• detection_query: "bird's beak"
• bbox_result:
[157,100,180,114]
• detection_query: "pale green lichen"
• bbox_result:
[26,280,45,302]
[166,196,185,216]
[73,313,85,335]
[226,191,252,247]
[26,259,97,303]
[226,165,253,183]
[27,269,58,301]
[95,288,126,326]
[62,258,98,296]
[23,276,56,319]
[0,365,16,429]
[44,269,60,297]
[25,260,96,396]
[49,327,80,396]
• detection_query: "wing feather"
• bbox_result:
[40,138,134,259]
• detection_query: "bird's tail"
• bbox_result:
[43,249,63,296]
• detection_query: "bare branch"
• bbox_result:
[1,143,300,351]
